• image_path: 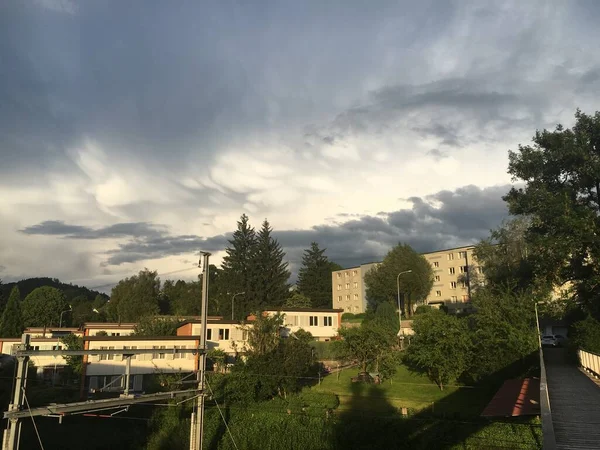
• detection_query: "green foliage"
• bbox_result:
[284,292,312,308]
[108,269,160,322]
[147,403,191,450]
[207,348,228,372]
[404,310,472,390]
[337,318,396,373]
[296,242,340,308]
[133,316,180,336]
[0,277,107,306]
[364,243,434,316]
[245,312,284,356]
[0,286,23,337]
[254,219,291,309]
[22,286,68,327]
[341,312,355,320]
[504,109,600,318]
[60,333,85,376]
[570,316,600,353]
[467,287,538,382]
[162,278,200,316]
[414,305,432,315]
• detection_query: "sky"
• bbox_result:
[1,0,600,291]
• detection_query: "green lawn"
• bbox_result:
[311,364,493,416]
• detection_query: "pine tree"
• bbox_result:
[254,219,291,309]
[297,242,341,308]
[0,286,24,338]
[222,214,258,319]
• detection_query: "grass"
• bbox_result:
[311,363,493,416]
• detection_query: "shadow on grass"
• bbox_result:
[330,351,543,449]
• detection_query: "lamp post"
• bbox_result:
[231,292,245,321]
[59,306,72,328]
[53,305,72,385]
[396,270,413,343]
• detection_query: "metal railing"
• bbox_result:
[539,348,557,450]
[579,349,600,379]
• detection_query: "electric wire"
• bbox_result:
[22,388,45,450]
[205,377,239,450]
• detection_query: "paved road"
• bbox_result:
[544,348,600,449]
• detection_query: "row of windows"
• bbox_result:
[431,263,483,275]
[345,306,360,312]
[286,315,335,327]
[337,294,359,301]
[308,316,333,327]
[336,282,359,290]
[336,270,359,278]
[434,291,469,301]
[447,251,468,261]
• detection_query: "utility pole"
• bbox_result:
[396,270,412,349]
[190,251,210,450]
[3,334,31,450]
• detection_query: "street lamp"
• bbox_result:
[53,305,72,386]
[59,305,73,328]
[231,292,245,321]
[397,270,413,341]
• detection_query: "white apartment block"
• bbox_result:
[264,308,343,342]
[331,245,482,313]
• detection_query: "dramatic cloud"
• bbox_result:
[1,0,599,287]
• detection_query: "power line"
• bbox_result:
[22,388,45,450]
[205,378,239,450]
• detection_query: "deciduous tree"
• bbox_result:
[22,286,68,328]
[364,243,434,316]
[504,109,600,317]
[284,292,312,309]
[108,269,160,322]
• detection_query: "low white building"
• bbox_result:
[263,308,343,342]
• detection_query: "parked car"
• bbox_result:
[541,335,558,347]
[554,334,567,346]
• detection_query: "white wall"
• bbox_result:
[189,324,247,353]
[267,311,340,341]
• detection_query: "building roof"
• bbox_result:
[24,327,80,332]
[84,335,202,341]
[178,318,242,326]
[83,322,137,328]
[266,308,344,313]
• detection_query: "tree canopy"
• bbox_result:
[364,243,434,316]
[108,269,161,322]
[0,286,23,337]
[504,109,600,318]
[284,292,312,309]
[22,286,69,328]
[296,242,342,308]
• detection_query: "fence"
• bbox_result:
[540,348,557,450]
[579,349,600,379]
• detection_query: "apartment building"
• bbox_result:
[331,245,482,312]
[264,308,343,341]
[331,262,379,314]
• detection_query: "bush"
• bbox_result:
[341,313,355,321]
[414,305,432,315]
[570,316,600,353]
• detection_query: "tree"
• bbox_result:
[404,310,472,390]
[296,242,342,308]
[504,109,600,318]
[22,286,68,328]
[0,286,23,337]
[364,243,434,317]
[337,321,394,373]
[284,292,312,309]
[254,219,290,309]
[108,269,160,322]
[570,316,600,354]
[467,286,538,381]
[133,317,180,336]
[244,312,284,356]
[221,214,258,319]
[60,333,85,375]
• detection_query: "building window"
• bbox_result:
[218,329,230,340]
[353,282,358,288]
[207,329,212,340]
[435,290,442,297]
[309,316,318,326]
[345,283,350,289]
[462,295,469,301]
[152,346,160,359]
[110,332,120,337]
[337,273,341,278]
[324,316,332,326]
[345,272,349,277]
[338,296,342,302]
[352,270,358,276]
[460,281,466,289]
[346,295,350,301]
[337,284,342,291]
[290,315,298,326]
[448,267,455,275]
[99,346,108,361]
[433,261,439,268]
[451,296,458,301]
[173,345,184,359]
[353,294,358,300]
[242,330,248,340]
[107,346,115,361]
[123,345,137,360]
[459,265,468,273]
[477,267,483,274]
[458,251,466,258]
[354,306,359,312]
[434,275,440,282]
[447,253,454,261]
[450,282,457,289]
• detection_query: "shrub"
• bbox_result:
[341,313,355,321]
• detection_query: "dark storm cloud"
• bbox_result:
[21,184,511,269]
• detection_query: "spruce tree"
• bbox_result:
[297,242,341,308]
[222,214,258,319]
[0,286,24,338]
[254,219,290,309]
